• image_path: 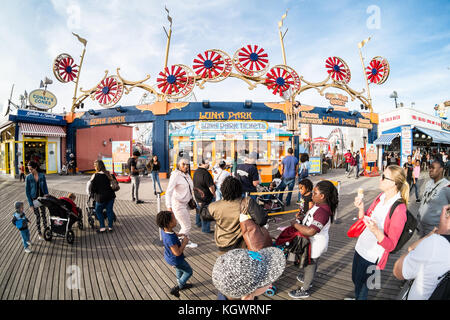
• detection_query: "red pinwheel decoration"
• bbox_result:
[265,66,298,97]
[366,56,390,84]
[234,45,269,76]
[193,50,225,80]
[94,76,124,107]
[325,57,351,83]
[53,53,79,83]
[157,65,188,95]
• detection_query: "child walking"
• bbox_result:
[156,210,194,298]
[12,202,31,253]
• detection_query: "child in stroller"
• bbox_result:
[38,194,82,244]
[256,178,285,215]
[86,195,117,229]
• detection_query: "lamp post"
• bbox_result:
[390,91,398,109]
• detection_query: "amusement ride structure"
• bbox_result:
[52,9,390,133]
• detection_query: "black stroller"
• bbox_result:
[38,195,82,244]
[86,195,117,229]
[256,178,285,215]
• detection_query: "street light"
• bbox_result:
[389,91,398,108]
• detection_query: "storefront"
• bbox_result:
[0,109,66,176]
[169,121,292,183]
[66,101,379,178]
[376,107,450,167]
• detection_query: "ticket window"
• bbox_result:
[253,140,268,164]
[197,140,213,165]
[215,140,233,165]
[271,141,286,161]
[236,140,250,159]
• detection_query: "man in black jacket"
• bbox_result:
[193,159,215,233]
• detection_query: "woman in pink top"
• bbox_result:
[411,160,421,202]
[351,165,408,300]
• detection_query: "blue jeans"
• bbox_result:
[95,198,115,229]
[410,179,419,200]
[195,204,211,233]
[20,229,30,249]
[175,259,193,289]
[352,251,376,300]
[278,177,295,206]
[151,171,162,193]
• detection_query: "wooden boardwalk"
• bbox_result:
[0,173,413,300]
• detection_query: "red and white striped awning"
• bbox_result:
[20,122,66,137]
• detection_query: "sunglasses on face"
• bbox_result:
[381,174,394,182]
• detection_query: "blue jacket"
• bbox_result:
[25,173,49,207]
[12,212,29,231]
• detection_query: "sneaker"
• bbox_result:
[38,235,44,241]
[344,297,356,300]
[179,283,193,291]
[296,275,312,289]
[170,286,180,298]
[288,287,310,299]
[24,248,32,253]
[136,200,144,204]
[186,241,198,248]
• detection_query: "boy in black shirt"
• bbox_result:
[403,155,414,188]
[193,160,215,233]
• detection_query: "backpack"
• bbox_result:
[107,173,120,192]
[429,235,450,300]
[389,200,417,254]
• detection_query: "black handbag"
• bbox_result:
[183,175,197,210]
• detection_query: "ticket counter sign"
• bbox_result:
[366,144,377,163]
[29,89,58,110]
[309,157,322,174]
[112,141,131,173]
[198,121,268,132]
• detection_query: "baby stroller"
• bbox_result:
[256,178,285,215]
[86,195,117,229]
[38,195,82,244]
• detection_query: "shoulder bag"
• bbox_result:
[347,194,381,238]
[240,197,272,251]
[182,175,197,210]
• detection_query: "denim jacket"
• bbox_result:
[25,173,49,207]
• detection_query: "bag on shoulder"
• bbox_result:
[389,200,417,254]
[240,218,272,251]
[429,235,450,300]
[199,204,214,222]
[107,172,120,192]
[240,196,268,226]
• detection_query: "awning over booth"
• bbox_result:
[19,122,66,137]
[373,133,399,145]
[415,127,450,144]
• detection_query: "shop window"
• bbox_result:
[215,140,233,164]
[271,141,286,161]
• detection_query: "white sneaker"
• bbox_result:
[186,241,198,248]
[24,248,32,253]
[38,235,45,241]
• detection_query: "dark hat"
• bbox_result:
[133,151,141,157]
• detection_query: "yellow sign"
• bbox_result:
[29,89,58,110]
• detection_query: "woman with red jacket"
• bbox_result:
[351,165,409,300]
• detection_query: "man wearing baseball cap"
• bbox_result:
[212,247,286,300]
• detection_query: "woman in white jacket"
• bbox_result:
[165,158,198,248]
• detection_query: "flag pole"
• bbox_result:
[358,37,372,111]
[71,33,87,113]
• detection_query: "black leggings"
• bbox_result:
[33,206,47,234]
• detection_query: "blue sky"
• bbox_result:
[0,0,449,119]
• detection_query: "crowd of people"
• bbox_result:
[10,148,450,301]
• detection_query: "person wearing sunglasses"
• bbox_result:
[165,158,198,248]
[350,165,409,300]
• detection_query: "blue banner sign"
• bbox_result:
[17,109,65,124]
